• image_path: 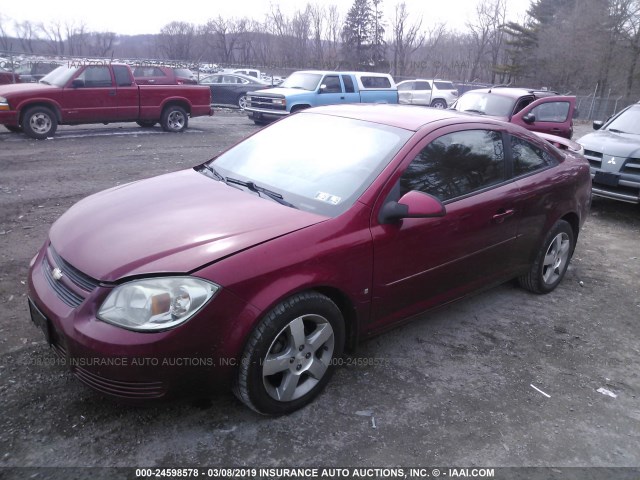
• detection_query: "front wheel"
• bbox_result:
[518,219,575,294]
[160,105,188,132]
[22,106,58,139]
[237,95,248,110]
[234,292,345,415]
[430,99,447,109]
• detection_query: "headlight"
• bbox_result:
[0,97,9,111]
[272,98,286,106]
[98,277,219,332]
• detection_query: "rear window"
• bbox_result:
[361,76,392,89]
[434,81,455,90]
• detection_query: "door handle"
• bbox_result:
[492,209,515,224]
[108,90,116,96]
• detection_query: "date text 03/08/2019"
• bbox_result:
[134,467,496,479]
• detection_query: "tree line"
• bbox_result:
[2,0,640,100]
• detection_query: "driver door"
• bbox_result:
[369,126,521,331]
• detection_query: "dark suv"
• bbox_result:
[452,87,576,139]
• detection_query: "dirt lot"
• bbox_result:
[0,114,639,476]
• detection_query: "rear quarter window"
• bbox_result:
[434,81,454,90]
[511,135,556,176]
[360,76,392,89]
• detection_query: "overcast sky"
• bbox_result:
[1,0,532,36]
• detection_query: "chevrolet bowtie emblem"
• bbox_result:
[52,268,63,281]
[608,157,616,165]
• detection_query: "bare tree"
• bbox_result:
[15,21,38,54]
[325,5,342,67]
[0,14,12,51]
[88,31,117,57]
[622,0,640,99]
[309,3,326,67]
[390,2,425,77]
[204,16,241,64]
[158,21,195,61]
[65,21,88,56]
[466,0,507,82]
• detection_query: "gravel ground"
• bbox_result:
[0,114,639,477]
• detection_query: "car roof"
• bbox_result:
[398,79,453,83]
[294,70,390,76]
[304,104,509,132]
[209,72,267,82]
[463,87,557,98]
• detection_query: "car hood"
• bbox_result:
[0,82,60,97]
[248,87,310,98]
[49,169,327,282]
[577,129,640,157]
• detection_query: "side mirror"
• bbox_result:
[379,191,446,224]
[522,112,536,124]
[593,120,604,130]
[319,84,327,93]
[71,79,85,88]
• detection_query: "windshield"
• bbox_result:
[40,65,80,86]
[209,113,412,217]
[280,72,322,91]
[454,91,515,117]
[604,105,640,135]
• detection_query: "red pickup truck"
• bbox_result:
[0,63,212,139]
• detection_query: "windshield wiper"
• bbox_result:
[225,177,296,208]
[199,164,227,182]
[464,109,486,115]
[39,80,51,85]
[608,128,629,134]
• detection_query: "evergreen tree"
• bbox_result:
[341,0,386,70]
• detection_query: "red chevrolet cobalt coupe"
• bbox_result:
[27,105,591,414]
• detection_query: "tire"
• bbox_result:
[136,120,157,128]
[290,105,309,114]
[160,105,188,133]
[430,99,447,109]
[237,95,248,110]
[518,220,575,294]
[5,125,22,133]
[234,291,345,415]
[22,106,58,139]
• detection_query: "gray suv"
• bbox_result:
[578,102,640,203]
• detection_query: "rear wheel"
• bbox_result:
[234,292,345,415]
[518,220,575,294]
[22,106,58,139]
[160,105,188,132]
[430,99,447,109]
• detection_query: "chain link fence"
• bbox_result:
[574,94,633,121]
